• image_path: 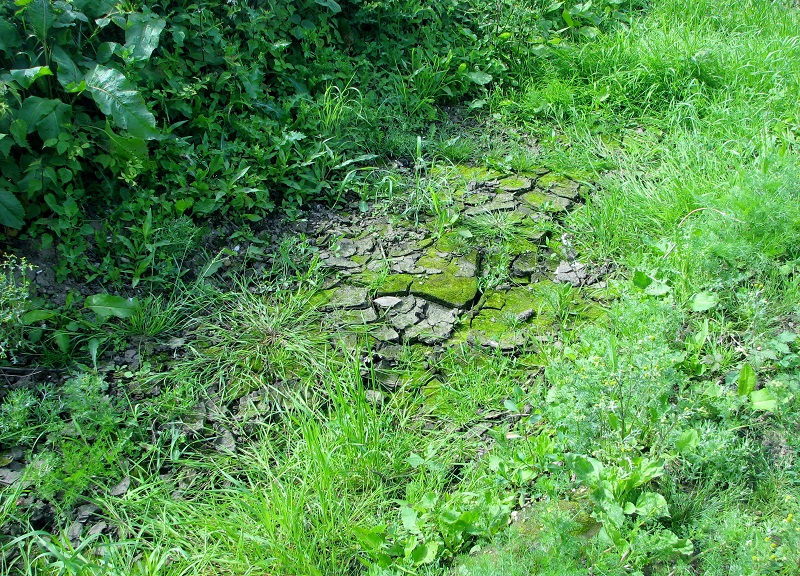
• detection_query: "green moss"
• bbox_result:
[520,190,549,208]
[451,165,504,182]
[498,176,533,192]
[416,237,434,250]
[434,231,468,253]
[375,274,413,296]
[483,290,507,309]
[417,251,450,271]
[308,289,334,309]
[520,191,571,212]
[350,254,371,265]
[410,275,478,308]
[537,173,572,188]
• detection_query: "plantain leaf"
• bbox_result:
[85,65,158,139]
[0,189,25,229]
[737,363,756,396]
[125,13,166,61]
[85,294,139,320]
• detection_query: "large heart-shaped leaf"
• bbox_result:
[85,294,139,320]
[85,65,158,139]
[0,189,25,229]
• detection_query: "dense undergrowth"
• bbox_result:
[2,0,800,574]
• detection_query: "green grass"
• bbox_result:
[4,0,800,574]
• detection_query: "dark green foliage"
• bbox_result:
[0,0,634,285]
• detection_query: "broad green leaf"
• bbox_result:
[85,294,139,320]
[645,280,671,296]
[54,332,70,353]
[22,309,57,324]
[632,269,652,289]
[0,19,22,54]
[85,65,158,139]
[750,388,777,411]
[10,119,27,147]
[467,71,493,85]
[315,0,342,14]
[351,525,386,550]
[635,492,670,519]
[737,363,756,396]
[23,0,54,41]
[8,66,52,88]
[88,337,100,369]
[105,126,148,161]
[675,428,699,454]
[690,291,719,312]
[33,100,71,141]
[567,454,603,485]
[0,189,25,228]
[410,541,438,565]
[125,13,166,61]
[400,505,421,534]
[562,7,575,27]
[51,45,83,90]
[17,96,60,132]
[629,457,664,487]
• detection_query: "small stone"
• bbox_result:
[454,253,478,277]
[554,261,587,286]
[391,307,423,331]
[87,521,107,537]
[354,236,375,255]
[328,286,369,309]
[322,256,360,270]
[512,252,538,276]
[394,295,418,314]
[371,325,400,343]
[364,390,385,405]
[464,200,518,216]
[76,504,99,522]
[110,476,130,497]
[374,296,402,309]
[498,176,533,193]
[0,467,21,485]
[68,521,83,542]
[334,238,358,258]
[391,255,425,274]
[337,307,378,324]
[214,429,237,454]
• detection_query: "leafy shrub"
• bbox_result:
[1,0,634,285]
